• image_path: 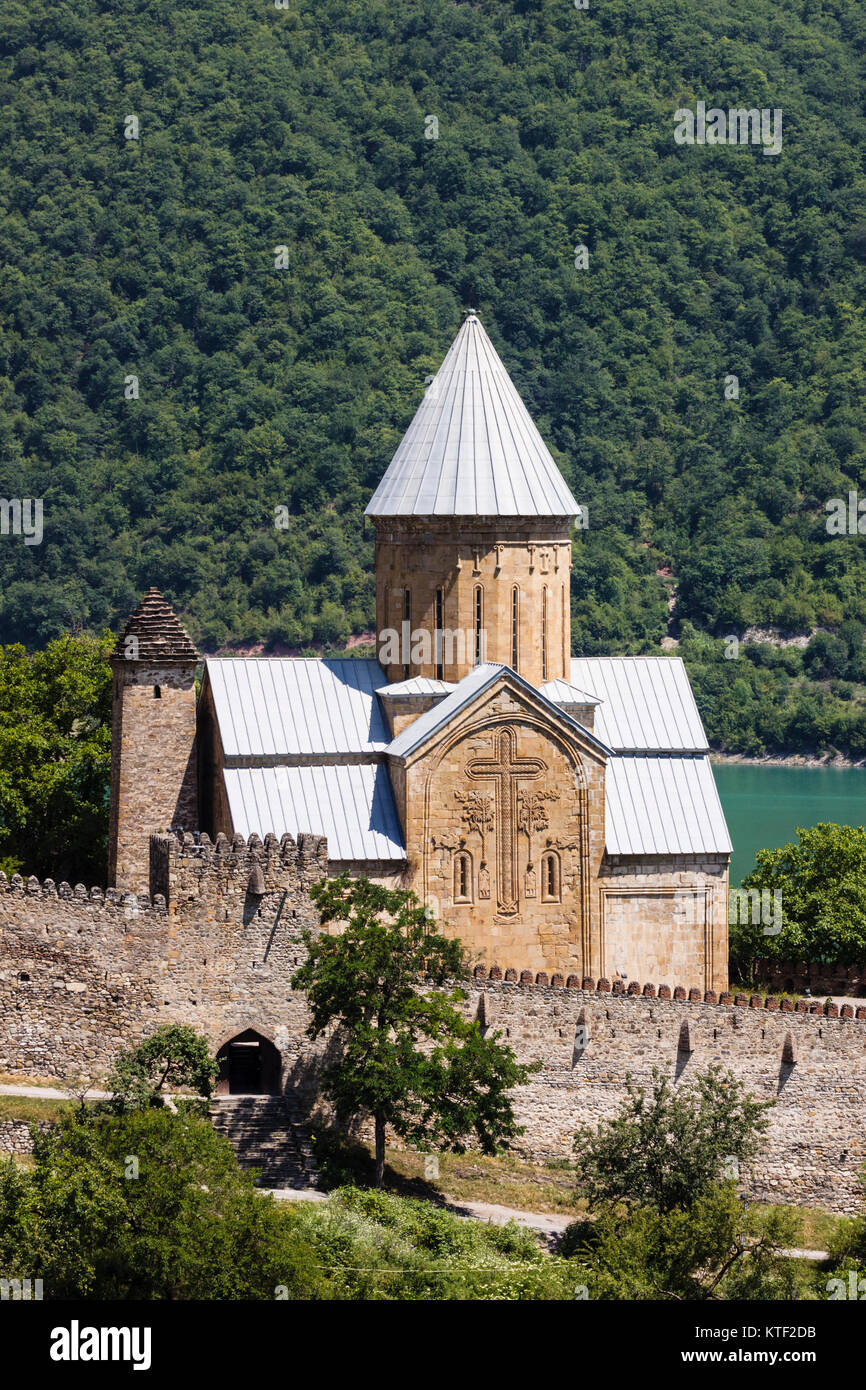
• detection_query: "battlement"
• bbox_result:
[469,964,866,1021]
[0,870,167,913]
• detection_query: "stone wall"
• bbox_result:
[468,967,866,1214]
[1,842,864,1211]
[0,830,328,1087]
[0,1119,53,1155]
[373,517,573,687]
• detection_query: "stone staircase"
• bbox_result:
[209,1095,320,1190]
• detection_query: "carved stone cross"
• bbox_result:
[466,727,545,916]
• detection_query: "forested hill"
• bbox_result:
[1,0,865,658]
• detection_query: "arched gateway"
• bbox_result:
[216,1028,281,1095]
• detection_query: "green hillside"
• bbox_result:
[1,0,865,682]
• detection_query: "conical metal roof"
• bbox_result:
[365,314,580,518]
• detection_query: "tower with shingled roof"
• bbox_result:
[108,587,200,893]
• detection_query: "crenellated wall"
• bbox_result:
[466,966,866,1214]
[2,845,865,1212]
[0,829,328,1084]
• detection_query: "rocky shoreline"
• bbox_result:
[709,750,866,771]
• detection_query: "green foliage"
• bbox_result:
[0,1108,323,1299]
[565,1184,805,1300]
[572,1066,773,1214]
[566,1066,800,1299]
[0,632,112,881]
[106,1024,219,1109]
[290,1186,575,1301]
[1,0,866,661]
[293,875,537,1184]
[730,823,866,969]
[679,625,866,759]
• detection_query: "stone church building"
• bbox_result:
[109,314,731,993]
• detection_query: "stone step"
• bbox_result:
[209,1094,320,1190]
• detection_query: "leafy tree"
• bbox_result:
[0,632,112,881]
[292,875,537,1187]
[572,1066,773,1214]
[0,1108,321,1299]
[730,823,866,970]
[565,1184,803,1301]
[106,1024,219,1110]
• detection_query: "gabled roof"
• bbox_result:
[540,678,602,706]
[365,313,581,519]
[376,676,455,697]
[569,657,708,753]
[605,756,731,856]
[112,588,199,662]
[205,658,389,758]
[387,663,612,760]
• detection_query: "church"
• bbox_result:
[108,313,731,993]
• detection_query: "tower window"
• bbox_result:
[474,586,483,665]
[511,587,519,671]
[153,685,161,699]
[454,851,473,904]
[541,851,560,903]
[403,588,411,679]
[542,587,549,682]
[435,587,444,680]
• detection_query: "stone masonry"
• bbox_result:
[1,834,864,1211]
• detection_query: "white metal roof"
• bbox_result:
[223,763,406,862]
[206,658,389,757]
[605,756,731,856]
[540,678,602,706]
[365,313,581,519]
[569,657,708,752]
[376,677,456,697]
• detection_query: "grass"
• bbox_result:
[312,1130,587,1216]
[0,1096,76,1123]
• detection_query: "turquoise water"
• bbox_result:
[712,763,866,885]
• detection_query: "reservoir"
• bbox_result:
[711,762,865,885]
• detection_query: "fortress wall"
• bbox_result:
[468,970,866,1214]
[1,846,865,1212]
[0,830,328,1084]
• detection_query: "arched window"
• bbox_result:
[435,587,444,680]
[541,586,549,681]
[454,851,473,904]
[153,684,162,699]
[511,586,519,671]
[474,586,484,665]
[403,588,411,679]
[541,851,560,903]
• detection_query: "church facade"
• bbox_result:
[109,314,732,992]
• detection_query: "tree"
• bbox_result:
[565,1066,800,1299]
[572,1066,773,1214]
[0,632,112,882]
[107,1025,219,1110]
[292,875,536,1187]
[0,1108,321,1299]
[730,823,866,970]
[564,1184,803,1301]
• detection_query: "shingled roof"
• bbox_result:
[112,588,199,662]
